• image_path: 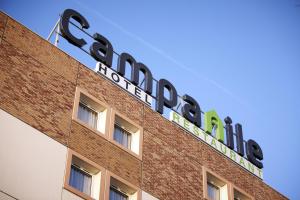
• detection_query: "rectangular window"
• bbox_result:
[203,167,229,200]
[69,164,92,196]
[78,102,98,129]
[106,172,140,200]
[110,113,143,158]
[203,167,253,200]
[73,88,110,136]
[64,150,105,200]
[233,188,252,200]
[113,124,132,149]
[110,186,128,200]
[207,182,220,200]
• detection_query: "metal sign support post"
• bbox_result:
[47,19,60,47]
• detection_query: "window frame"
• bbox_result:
[203,167,254,200]
[231,184,253,200]
[105,170,141,200]
[109,110,143,160]
[69,163,93,196]
[113,123,132,149]
[78,101,99,130]
[73,87,111,139]
[203,167,230,200]
[64,149,106,200]
[110,185,129,200]
[207,181,220,200]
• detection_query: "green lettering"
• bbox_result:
[204,110,224,143]
[172,112,180,123]
[239,157,246,168]
[247,162,255,173]
[204,132,208,142]
[184,119,190,129]
[211,138,217,149]
[230,150,236,161]
[193,125,200,137]
[220,143,227,154]
[258,169,262,178]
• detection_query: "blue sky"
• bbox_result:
[1,0,300,199]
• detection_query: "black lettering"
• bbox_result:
[155,79,177,114]
[111,73,120,82]
[117,53,153,94]
[124,79,131,90]
[181,94,201,128]
[90,33,113,67]
[224,116,234,150]
[246,139,263,169]
[60,9,89,47]
[135,87,141,98]
[145,94,152,106]
[97,63,107,75]
[236,123,245,156]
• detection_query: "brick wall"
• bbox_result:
[0,12,288,200]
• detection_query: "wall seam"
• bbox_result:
[0,15,8,45]
[0,189,19,200]
[65,62,81,148]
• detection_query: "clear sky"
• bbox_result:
[1,0,300,199]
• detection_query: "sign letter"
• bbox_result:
[224,116,234,150]
[246,139,263,169]
[90,33,113,67]
[204,110,224,143]
[117,53,153,94]
[181,94,201,128]
[60,9,89,47]
[156,79,177,114]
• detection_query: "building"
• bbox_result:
[0,11,288,200]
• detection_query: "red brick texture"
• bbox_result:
[0,12,7,44]
[0,40,75,144]
[0,12,288,200]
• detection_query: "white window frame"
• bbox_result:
[73,87,111,138]
[64,149,106,200]
[78,101,99,130]
[113,123,132,149]
[105,171,141,200]
[232,185,253,200]
[203,167,230,200]
[110,110,143,160]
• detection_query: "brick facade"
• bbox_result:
[0,12,288,200]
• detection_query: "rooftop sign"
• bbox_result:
[58,8,264,179]
[96,63,153,106]
[170,112,263,178]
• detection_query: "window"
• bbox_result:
[233,188,252,200]
[114,124,132,149]
[110,186,128,200]
[69,164,92,195]
[64,150,105,200]
[203,167,254,200]
[110,112,143,158]
[203,167,229,200]
[73,88,110,136]
[207,182,220,200]
[105,171,140,200]
[78,102,98,129]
